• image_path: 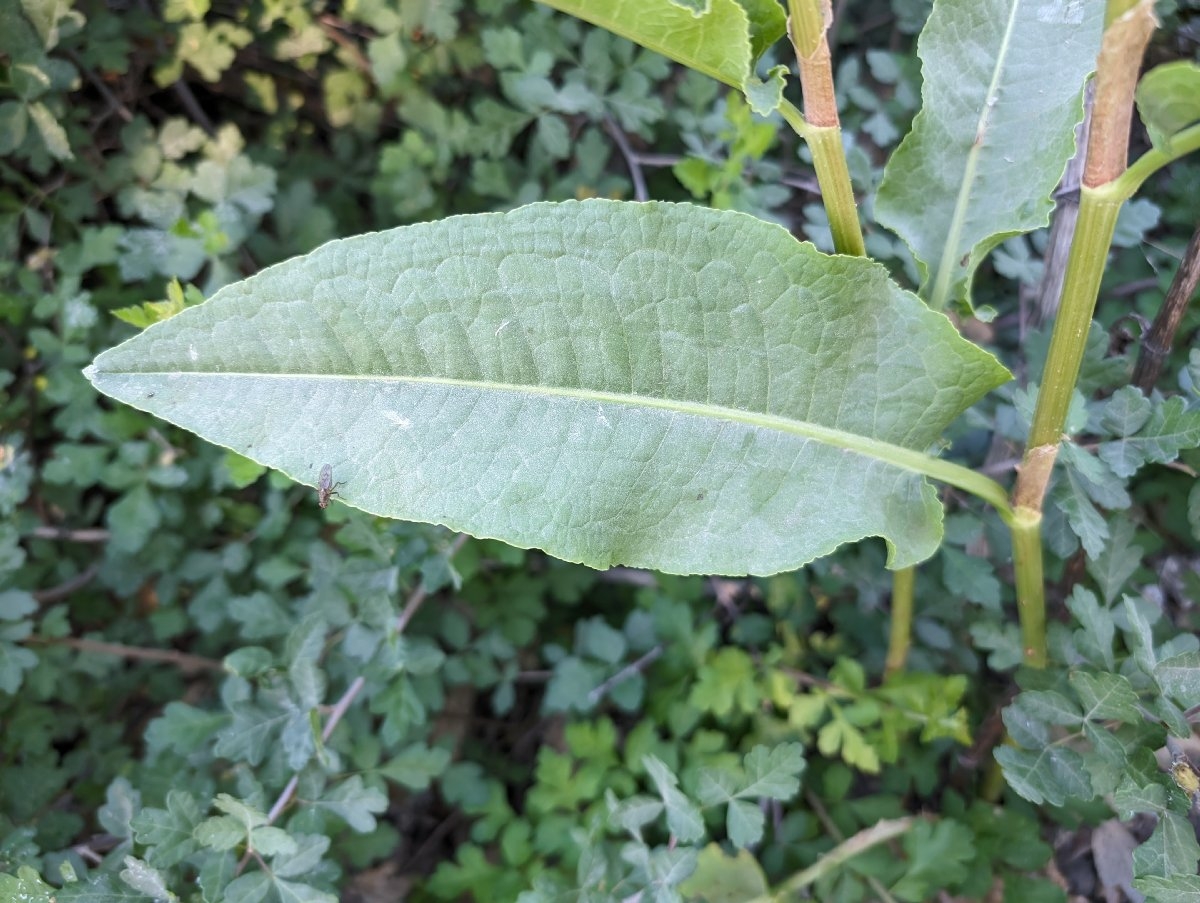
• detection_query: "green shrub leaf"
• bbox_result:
[86,200,1009,576]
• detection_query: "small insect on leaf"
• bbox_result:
[317,463,344,509]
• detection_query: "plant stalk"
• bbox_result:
[781,0,865,257]
[884,566,915,676]
[1021,187,1124,476]
[807,125,866,257]
[1010,508,1047,668]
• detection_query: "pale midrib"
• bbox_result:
[98,368,1013,516]
[929,0,1021,309]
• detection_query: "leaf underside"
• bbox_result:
[87,200,1008,575]
[876,0,1104,308]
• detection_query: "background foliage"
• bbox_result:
[1,0,1198,901]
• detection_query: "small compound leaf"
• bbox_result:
[119,856,171,900]
[313,776,388,833]
[144,702,227,757]
[1132,810,1200,879]
[1097,397,1200,478]
[223,871,271,903]
[271,877,338,903]
[1085,517,1143,605]
[1134,874,1200,902]
[1017,689,1083,727]
[892,819,974,900]
[995,745,1092,807]
[1155,651,1200,708]
[1069,671,1141,725]
[271,834,331,881]
[379,742,452,791]
[0,866,55,903]
[195,815,245,851]
[725,798,764,849]
[1113,777,1168,820]
[131,790,201,868]
[643,754,704,843]
[739,743,805,800]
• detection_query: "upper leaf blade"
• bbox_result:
[536,0,764,95]
[875,0,1104,308]
[86,200,1009,576]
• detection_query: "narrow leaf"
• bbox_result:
[876,0,1103,308]
[86,200,1009,576]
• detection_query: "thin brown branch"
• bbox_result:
[31,562,101,603]
[31,526,110,543]
[603,116,648,202]
[64,48,134,123]
[587,644,663,705]
[1132,221,1200,392]
[317,15,373,73]
[27,635,223,673]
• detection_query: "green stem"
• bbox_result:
[885,566,915,676]
[1011,508,1046,668]
[1025,186,1123,450]
[779,101,866,257]
[1011,188,1123,673]
[808,127,867,257]
[1110,122,1200,199]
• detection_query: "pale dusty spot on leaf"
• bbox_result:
[384,411,412,429]
[188,344,198,361]
[1037,0,1084,24]
[495,320,511,336]
[596,405,611,429]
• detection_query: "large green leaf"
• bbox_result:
[86,200,1009,576]
[535,0,785,98]
[875,0,1104,309]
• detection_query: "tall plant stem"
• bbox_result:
[884,566,915,676]
[782,0,865,257]
[1007,0,1157,668]
[778,100,863,257]
[1023,188,1125,459]
[1010,509,1047,667]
